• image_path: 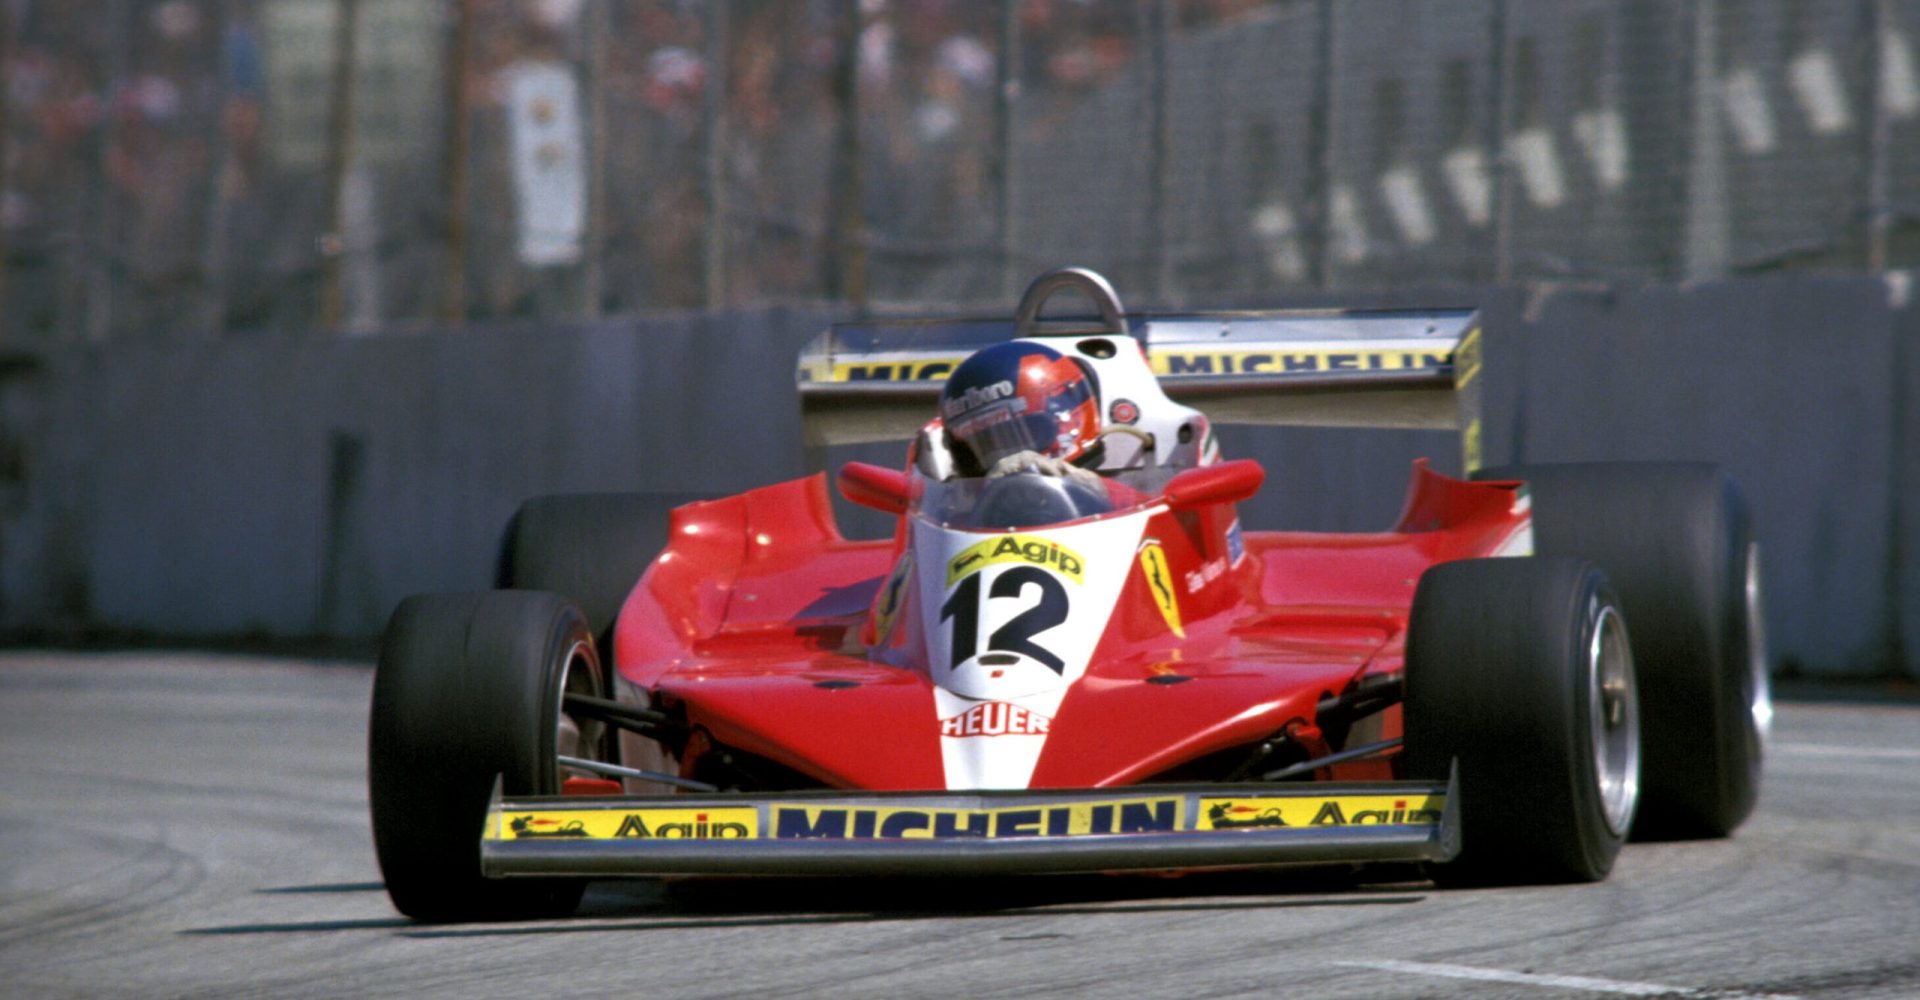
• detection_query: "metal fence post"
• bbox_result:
[1142,0,1172,302]
[0,1,11,341]
[1303,0,1336,290]
[581,0,609,319]
[703,0,729,310]
[200,0,240,339]
[825,0,867,309]
[85,1,133,343]
[995,0,1020,300]
[1859,0,1893,272]
[320,0,362,332]
[1682,0,1730,280]
[439,0,474,325]
[1486,0,1515,284]
[1861,0,1905,675]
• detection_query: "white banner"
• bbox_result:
[502,60,587,268]
[260,0,440,169]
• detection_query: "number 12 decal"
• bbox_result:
[939,566,1068,673]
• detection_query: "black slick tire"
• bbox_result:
[497,493,686,654]
[1477,462,1766,839]
[368,590,602,922]
[1404,557,1640,885]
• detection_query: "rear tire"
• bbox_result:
[497,493,687,652]
[1404,557,1640,884]
[1477,462,1768,838]
[369,591,606,921]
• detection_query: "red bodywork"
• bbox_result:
[613,459,1528,792]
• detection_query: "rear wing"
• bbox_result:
[798,268,1486,472]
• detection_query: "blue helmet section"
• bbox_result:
[939,342,1101,472]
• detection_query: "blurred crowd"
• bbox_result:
[8,0,1901,340]
[5,0,249,338]
[0,0,1266,340]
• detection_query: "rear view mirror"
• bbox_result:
[1164,460,1265,513]
[837,462,911,515]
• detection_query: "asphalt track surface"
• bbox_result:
[2,651,1917,999]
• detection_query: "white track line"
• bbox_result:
[1334,959,1800,999]
[1773,742,1920,760]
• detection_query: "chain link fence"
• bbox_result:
[3,0,1917,343]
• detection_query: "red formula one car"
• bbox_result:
[368,268,1771,921]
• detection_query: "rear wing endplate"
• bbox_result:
[798,268,1485,472]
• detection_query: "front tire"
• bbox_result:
[368,591,606,921]
[1404,557,1640,884]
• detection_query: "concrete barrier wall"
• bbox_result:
[1898,291,1918,679]
[1,276,1911,677]
[1508,279,1904,675]
[0,310,834,638]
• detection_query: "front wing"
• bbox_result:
[481,770,1459,878]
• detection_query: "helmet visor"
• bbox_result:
[949,376,1094,469]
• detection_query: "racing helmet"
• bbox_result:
[940,341,1101,474]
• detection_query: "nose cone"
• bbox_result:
[659,660,945,790]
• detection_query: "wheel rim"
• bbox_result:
[1744,542,1774,756]
[552,638,605,788]
[1590,604,1641,836]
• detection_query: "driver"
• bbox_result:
[937,342,1103,486]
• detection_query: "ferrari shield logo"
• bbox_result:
[1137,542,1184,638]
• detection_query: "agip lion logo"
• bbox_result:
[946,535,1085,587]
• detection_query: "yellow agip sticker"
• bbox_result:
[946,535,1085,587]
[487,806,759,841]
[1197,794,1445,830]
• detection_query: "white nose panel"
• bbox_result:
[912,510,1148,789]
[933,687,1066,790]
[913,513,1144,700]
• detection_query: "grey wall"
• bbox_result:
[1898,290,1919,679]
[1214,277,1912,676]
[0,310,836,638]
[1,276,1910,677]
[1510,280,1904,676]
